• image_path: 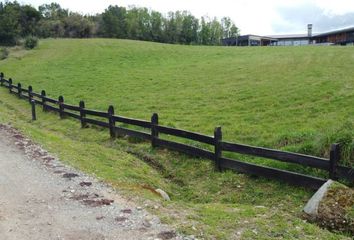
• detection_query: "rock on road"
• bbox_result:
[0,124,183,240]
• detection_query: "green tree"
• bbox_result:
[163,12,177,43]
[126,7,153,41]
[101,5,127,38]
[0,1,239,46]
[38,3,68,20]
[19,5,41,37]
[37,2,67,38]
[0,2,21,45]
[199,17,211,45]
[37,19,64,38]
[210,18,223,45]
[63,14,95,38]
[150,10,163,42]
[230,24,239,37]
[181,12,199,44]
[221,17,239,38]
[221,17,231,38]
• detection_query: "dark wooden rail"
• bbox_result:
[114,115,151,128]
[221,141,329,170]
[156,125,214,145]
[82,109,108,118]
[114,126,151,140]
[0,71,352,189]
[220,157,327,189]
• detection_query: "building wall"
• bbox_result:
[275,39,309,46]
[313,30,354,45]
[222,28,354,47]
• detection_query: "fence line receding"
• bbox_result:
[0,72,353,189]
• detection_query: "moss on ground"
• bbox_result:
[315,182,354,234]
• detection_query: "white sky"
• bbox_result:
[18,0,354,35]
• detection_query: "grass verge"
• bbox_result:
[0,87,351,239]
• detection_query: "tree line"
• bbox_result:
[0,1,239,46]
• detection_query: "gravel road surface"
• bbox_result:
[0,124,186,240]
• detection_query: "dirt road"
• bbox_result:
[0,124,184,240]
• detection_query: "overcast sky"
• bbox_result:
[18,0,354,35]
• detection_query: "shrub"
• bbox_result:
[315,121,354,167]
[24,36,38,49]
[0,48,9,60]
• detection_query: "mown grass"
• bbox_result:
[0,39,353,239]
[0,39,353,167]
[0,88,350,239]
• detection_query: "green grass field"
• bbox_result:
[0,39,353,239]
[1,39,353,165]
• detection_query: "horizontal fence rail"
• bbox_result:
[0,71,353,189]
[82,109,109,118]
[114,126,152,140]
[156,125,215,145]
[221,141,330,170]
[155,138,215,160]
[62,103,80,111]
[82,117,110,128]
[220,157,327,189]
[114,115,151,128]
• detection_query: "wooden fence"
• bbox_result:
[0,72,353,189]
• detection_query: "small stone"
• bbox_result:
[121,209,132,214]
[79,182,92,187]
[62,173,79,179]
[142,219,152,228]
[115,216,128,222]
[304,180,334,216]
[255,205,266,209]
[155,189,170,201]
[157,231,177,240]
[136,206,143,211]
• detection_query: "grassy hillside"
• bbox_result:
[0,86,350,240]
[0,39,353,239]
[0,39,353,166]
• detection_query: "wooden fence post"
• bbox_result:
[41,90,46,111]
[31,100,36,121]
[17,83,22,98]
[58,96,64,118]
[151,113,159,148]
[214,127,222,171]
[79,100,86,128]
[329,143,340,180]
[28,86,33,103]
[8,78,12,93]
[0,72,4,86]
[108,105,115,138]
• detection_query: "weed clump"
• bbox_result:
[313,183,354,234]
[24,36,38,49]
[0,47,9,60]
[315,122,354,167]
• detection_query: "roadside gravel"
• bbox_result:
[0,124,190,240]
